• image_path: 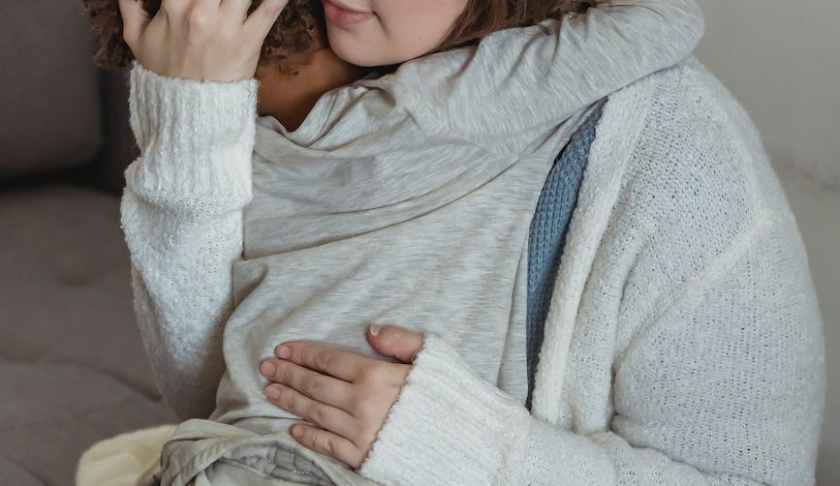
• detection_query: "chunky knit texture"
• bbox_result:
[354,59,826,486]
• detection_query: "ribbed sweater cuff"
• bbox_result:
[125,60,259,214]
[357,333,532,486]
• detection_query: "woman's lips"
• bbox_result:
[323,0,374,28]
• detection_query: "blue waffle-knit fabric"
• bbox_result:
[525,101,604,411]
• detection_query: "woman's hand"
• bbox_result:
[258,324,426,470]
[118,0,289,82]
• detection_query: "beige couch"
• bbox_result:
[0,2,176,484]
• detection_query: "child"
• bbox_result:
[113,0,705,484]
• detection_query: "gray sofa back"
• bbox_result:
[0,0,138,194]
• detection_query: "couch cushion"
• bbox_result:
[0,456,45,486]
[0,184,180,484]
[0,363,176,486]
[0,185,163,400]
[0,1,103,178]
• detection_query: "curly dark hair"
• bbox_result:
[81,0,328,75]
[81,0,601,75]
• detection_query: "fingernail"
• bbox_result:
[369,323,382,336]
[260,360,276,377]
[265,385,282,399]
[276,345,290,359]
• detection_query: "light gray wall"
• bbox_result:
[695,1,839,484]
[697,0,839,187]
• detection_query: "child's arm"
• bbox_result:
[119,60,257,420]
[394,0,705,154]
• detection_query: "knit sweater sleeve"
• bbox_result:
[356,71,827,485]
[119,60,258,420]
[519,210,825,486]
[398,0,705,155]
[357,211,826,486]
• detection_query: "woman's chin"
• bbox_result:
[326,30,390,68]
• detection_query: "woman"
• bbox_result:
[78,0,826,484]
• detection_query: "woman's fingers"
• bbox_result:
[128,0,284,81]
[243,0,289,44]
[117,0,151,52]
[160,0,190,18]
[264,382,360,441]
[261,358,359,413]
[160,0,220,24]
[221,0,254,17]
[219,0,258,27]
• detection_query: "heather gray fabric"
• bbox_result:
[211,5,704,431]
[141,107,602,486]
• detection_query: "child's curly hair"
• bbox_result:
[81,0,328,75]
[81,0,601,76]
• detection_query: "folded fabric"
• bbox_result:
[76,424,176,486]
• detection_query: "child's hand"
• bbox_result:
[258,323,426,470]
[117,0,289,82]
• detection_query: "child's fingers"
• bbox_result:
[117,0,150,51]
[243,0,289,45]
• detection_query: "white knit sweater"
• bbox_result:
[352,58,830,486]
[119,52,826,486]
